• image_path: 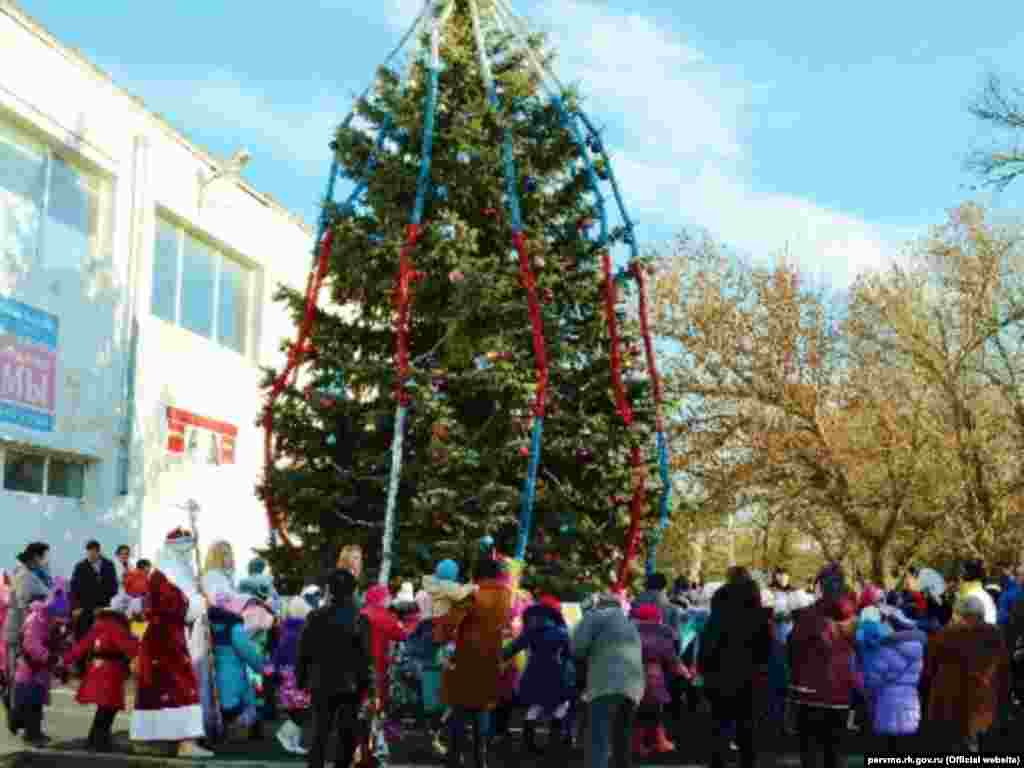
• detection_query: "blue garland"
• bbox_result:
[380,24,444,584]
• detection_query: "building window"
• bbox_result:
[3,451,44,494]
[48,458,85,498]
[0,121,107,276]
[1,449,86,499]
[151,214,252,355]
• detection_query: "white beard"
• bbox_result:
[155,544,198,594]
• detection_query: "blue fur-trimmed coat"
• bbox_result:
[209,607,265,721]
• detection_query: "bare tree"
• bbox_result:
[967,73,1024,190]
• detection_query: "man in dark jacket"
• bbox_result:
[69,540,118,643]
[297,568,371,768]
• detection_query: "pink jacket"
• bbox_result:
[15,602,54,702]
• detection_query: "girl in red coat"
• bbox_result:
[65,607,139,752]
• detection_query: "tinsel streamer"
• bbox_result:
[633,264,672,575]
[379,0,451,584]
[617,445,646,590]
[263,228,334,547]
[470,0,549,560]
[602,250,632,426]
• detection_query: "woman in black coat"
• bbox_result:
[296,569,372,768]
[699,569,772,768]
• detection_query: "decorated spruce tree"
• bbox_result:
[257,0,656,595]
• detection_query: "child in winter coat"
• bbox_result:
[64,606,139,751]
[501,595,574,754]
[272,596,312,755]
[13,593,67,745]
[630,602,682,756]
[209,595,270,739]
[417,560,477,619]
[361,584,409,709]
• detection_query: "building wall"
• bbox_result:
[0,5,313,575]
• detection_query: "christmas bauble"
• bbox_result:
[523,176,537,193]
[457,151,471,164]
[448,269,465,283]
[519,445,530,457]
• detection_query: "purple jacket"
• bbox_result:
[861,629,926,735]
[631,604,679,706]
[502,604,572,709]
[15,602,52,703]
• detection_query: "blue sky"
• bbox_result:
[17,0,1024,288]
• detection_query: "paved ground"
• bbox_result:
[2,689,1022,766]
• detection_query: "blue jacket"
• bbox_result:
[998,582,1022,627]
[209,607,265,718]
[858,624,926,736]
[504,604,573,709]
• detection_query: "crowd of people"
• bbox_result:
[1,532,1022,768]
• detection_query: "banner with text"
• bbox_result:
[0,298,58,432]
[166,406,237,465]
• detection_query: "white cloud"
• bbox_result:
[381,0,898,287]
[172,70,342,179]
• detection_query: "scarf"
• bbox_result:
[30,566,53,590]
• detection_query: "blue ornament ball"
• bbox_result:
[524,176,537,193]
[435,185,449,200]
[457,151,471,164]
[440,224,456,240]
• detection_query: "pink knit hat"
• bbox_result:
[363,584,392,609]
[858,583,884,612]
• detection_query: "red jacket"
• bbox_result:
[788,600,856,708]
[360,586,409,702]
[65,610,139,711]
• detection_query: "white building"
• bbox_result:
[0,2,316,575]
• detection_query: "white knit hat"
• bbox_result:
[395,581,416,605]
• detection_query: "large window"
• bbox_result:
[151,215,253,355]
[1,449,85,499]
[0,121,106,276]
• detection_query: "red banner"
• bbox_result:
[166,406,237,465]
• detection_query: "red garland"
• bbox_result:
[394,224,423,406]
[616,444,646,590]
[262,229,336,549]
[630,264,663,433]
[513,232,549,417]
[601,251,632,426]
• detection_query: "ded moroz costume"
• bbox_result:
[129,528,213,757]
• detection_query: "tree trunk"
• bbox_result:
[870,544,891,588]
[689,531,706,583]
